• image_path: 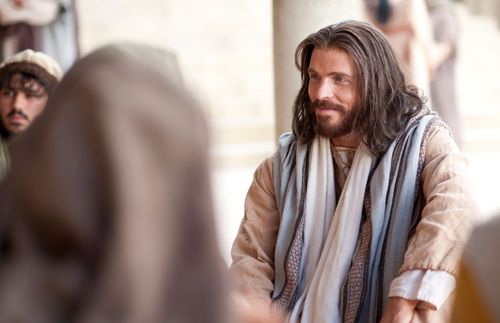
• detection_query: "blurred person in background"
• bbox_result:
[427,0,462,147]
[0,48,62,178]
[451,214,500,323]
[363,0,461,145]
[363,0,436,98]
[0,0,79,71]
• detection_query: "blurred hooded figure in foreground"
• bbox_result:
[0,43,227,323]
[451,214,500,323]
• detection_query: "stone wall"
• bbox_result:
[76,0,275,168]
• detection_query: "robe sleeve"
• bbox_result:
[389,269,455,309]
[229,157,280,303]
[399,121,479,276]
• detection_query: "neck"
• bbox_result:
[330,132,361,148]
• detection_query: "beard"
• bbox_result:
[310,99,358,139]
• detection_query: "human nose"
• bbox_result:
[12,92,27,110]
[312,79,334,101]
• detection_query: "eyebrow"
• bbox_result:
[4,84,46,97]
[307,67,353,79]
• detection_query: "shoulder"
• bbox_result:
[423,118,460,161]
[276,132,296,151]
[254,157,273,186]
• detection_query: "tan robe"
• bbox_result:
[0,43,228,323]
[231,123,478,322]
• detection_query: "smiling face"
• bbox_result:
[307,47,360,146]
[0,73,48,135]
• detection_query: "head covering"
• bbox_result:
[0,49,63,92]
[0,43,228,323]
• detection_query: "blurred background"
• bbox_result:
[75,0,500,263]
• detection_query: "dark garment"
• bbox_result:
[0,43,227,323]
[0,136,8,178]
[0,22,38,60]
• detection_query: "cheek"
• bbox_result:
[307,83,314,100]
[0,101,11,116]
[338,89,356,106]
[27,100,47,118]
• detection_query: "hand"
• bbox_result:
[380,297,418,323]
[232,293,280,323]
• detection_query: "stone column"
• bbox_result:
[273,0,363,141]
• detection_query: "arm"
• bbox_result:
[380,297,418,323]
[230,158,280,304]
[382,122,478,321]
[389,270,455,310]
[402,121,478,275]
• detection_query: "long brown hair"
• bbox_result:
[292,20,427,157]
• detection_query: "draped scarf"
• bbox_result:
[272,114,437,322]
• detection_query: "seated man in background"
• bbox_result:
[0,48,62,177]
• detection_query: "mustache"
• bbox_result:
[310,100,345,112]
[7,109,29,120]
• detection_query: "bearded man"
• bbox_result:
[0,49,62,177]
[230,21,477,323]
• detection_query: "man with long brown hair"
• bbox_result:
[230,21,477,322]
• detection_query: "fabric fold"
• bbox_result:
[272,114,437,322]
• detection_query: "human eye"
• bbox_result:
[334,75,350,85]
[25,90,45,99]
[1,89,13,97]
[309,73,320,81]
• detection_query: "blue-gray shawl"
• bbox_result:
[271,114,438,322]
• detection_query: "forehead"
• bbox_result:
[3,72,45,91]
[308,47,357,76]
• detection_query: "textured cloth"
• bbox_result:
[0,48,63,79]
[0,43,227,323]
[269,134,373,321]
[271,115,433,323]
[341,198,372,323]
[290,139,372,323]
[356,115,435,323]
[230,118,477,322]
[337,156,456,316]
[0,48,63,92]
[389,270,456,309]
